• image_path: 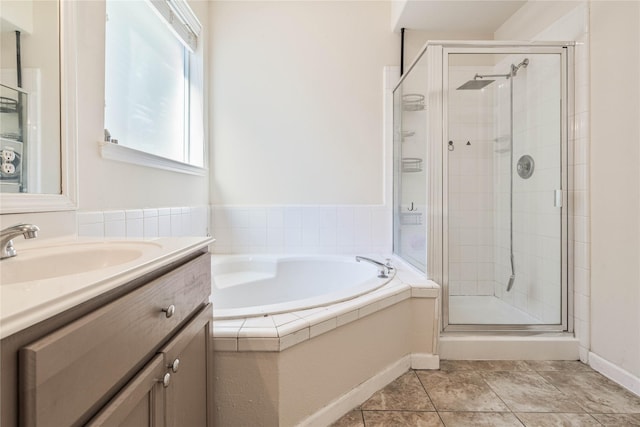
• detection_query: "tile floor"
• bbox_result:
[332,360,640,427]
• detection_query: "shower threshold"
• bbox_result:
[449,295,542,325]
[439,332,579,360]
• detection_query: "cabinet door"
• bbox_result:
[159,304,213,427]
[86,354,167,427]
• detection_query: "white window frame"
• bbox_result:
[100,0,206,175]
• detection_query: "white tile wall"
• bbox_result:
[487,3,590,355]
[211,205,392,254]
[572,38,591,363]
[143,209,159,239]
[448,66,496,297]
[530,2,590,361]
[491,53,564,324]
[77,205,209,238]
[447,10,591,330]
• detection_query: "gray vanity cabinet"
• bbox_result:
[86,354,167,427]
[0,251,213,427]
[88,304,213,427]
[160,304,213,427]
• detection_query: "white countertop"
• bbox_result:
[0,236,213,339]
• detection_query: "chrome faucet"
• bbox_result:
[355,256,393,279]
[1,224,39,259]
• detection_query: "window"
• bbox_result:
[104,0,204,169]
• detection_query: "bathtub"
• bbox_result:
[211,255,393,319]
[211,254,440,427]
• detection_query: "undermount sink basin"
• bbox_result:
[0,241,162,285]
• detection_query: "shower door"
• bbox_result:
[443,47,570,331]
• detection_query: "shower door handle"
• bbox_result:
[554,189,563,208]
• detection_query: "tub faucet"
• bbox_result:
[1,224,39,260]
[355,256,392,279]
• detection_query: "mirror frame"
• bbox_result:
[0,1,78,214]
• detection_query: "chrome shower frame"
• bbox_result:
[444,44,572,333]
[394,41,574,334]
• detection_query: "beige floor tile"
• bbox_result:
[361,371,435,411]
[540,371,640,413]
[333,367,640,427]
[330,409,364,427]
[362,411,443,427]
[438,360,532,372]
[591,413,640,426]
[516,412,601,426]
[481,371,585,412]
[438,412,524,426]
[416,370,509,412]
[523,360,591,372]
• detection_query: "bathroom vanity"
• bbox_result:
[0,239,213,427]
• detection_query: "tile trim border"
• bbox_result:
[213,280,439,352]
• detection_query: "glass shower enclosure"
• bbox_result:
[393,42,573,332]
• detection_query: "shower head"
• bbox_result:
[457,58,529,91]
[511,58,529,77]
[456,78,495,90]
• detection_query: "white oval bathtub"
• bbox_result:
[211,255,394,319]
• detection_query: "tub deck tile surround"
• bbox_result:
[212,276,438,352]
[271,312,301,326]
[332,361,640,427]
[279,327,310,351]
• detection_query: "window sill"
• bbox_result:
[99,141,207,176]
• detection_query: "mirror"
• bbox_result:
[0,1,76,213]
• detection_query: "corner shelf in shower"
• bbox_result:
[402,93,425,111]
[400,212,423,226]
[402,130,415,139]
[401,157,423,173]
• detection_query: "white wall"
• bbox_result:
[209,1,398,205]
[589,1,640,384]
[401,30,494,75]
[1,0,210,238]
[75,0,209,211]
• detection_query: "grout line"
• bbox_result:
[413,369,439,413]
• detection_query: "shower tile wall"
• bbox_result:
[572,32,590,365]
[448,55,566,325]
[492,54,563,324]
[448,66,496,297]
[529,3,591,361]
[492,2,590,345]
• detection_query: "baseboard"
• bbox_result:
[589,352,640,397]
[411,353,440,370]
[298,355,411,427]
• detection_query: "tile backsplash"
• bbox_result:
[211,205,392,254]
[77,205,209,238]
